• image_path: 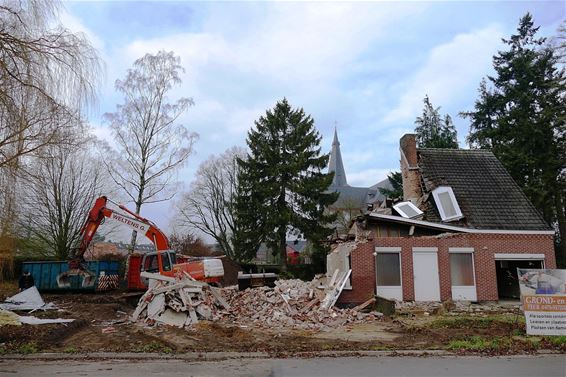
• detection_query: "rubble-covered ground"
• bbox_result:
[0,281,564,356]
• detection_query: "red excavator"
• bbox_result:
[59,196,224,290]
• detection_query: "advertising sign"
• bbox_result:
[517,268,566,336]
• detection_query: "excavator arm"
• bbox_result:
[60,196,171,288]
[74,196,170,261]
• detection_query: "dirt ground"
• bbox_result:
[0,287,565,356]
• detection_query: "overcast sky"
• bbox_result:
[61,1,564,239]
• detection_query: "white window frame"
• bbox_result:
[449,247,477,301]
[432,186,464,222]
[393,201,423,219]
[494,253,545,261]
[374,247,403,301]
[343,252,352,290]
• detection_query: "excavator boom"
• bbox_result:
[61,196,223,290]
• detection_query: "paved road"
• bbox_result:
[0,355,564,377]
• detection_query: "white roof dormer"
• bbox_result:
[393,201,423,219]
[432,186,464,222]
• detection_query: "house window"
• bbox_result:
[432,186,463,222]
[450,253,474,286]
[393,201,423,219]
[376,252,401,286]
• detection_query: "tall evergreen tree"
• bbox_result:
[378,171,403,199]
[414,95,458,148]
[234,99,338,271]
[462,13,566,264]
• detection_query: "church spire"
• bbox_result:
[328,127,348,187]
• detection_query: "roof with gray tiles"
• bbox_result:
[328,129,348,187]
[417,148,550,230]
[326,129,392,211]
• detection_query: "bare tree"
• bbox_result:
[0,0,102,168]
[0,0,101,277]
[104,51,197,250]
[177,147,245,259]
[17,136,110,260]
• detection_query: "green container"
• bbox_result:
[22,260,120,292]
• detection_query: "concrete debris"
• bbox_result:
[131,272,228,328]
[220,277,382,330]
[0,287,57,311]
[132,272,383,330]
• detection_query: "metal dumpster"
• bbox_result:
[22,261,121,292]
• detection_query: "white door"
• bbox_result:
[413,249,441,301]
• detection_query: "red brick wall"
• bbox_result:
[338,233,555,304]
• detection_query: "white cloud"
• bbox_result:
[348,168,392,187]
[384,25,504,124]
[59,9,105,51]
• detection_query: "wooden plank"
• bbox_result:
[131,300,147,321]
[279,293,296,315]
[328,269,339,288]
[321,269,352,310]
[328,269,351,309]
[151,282,202,295]
[300,297,320,313]
[179,288,198,324]
[353,297,376,312]
[140,271,176,283]
[209,287,230,310]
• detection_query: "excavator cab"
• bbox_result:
[141,251,175,273]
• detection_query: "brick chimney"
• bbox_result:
[399,134,421,203]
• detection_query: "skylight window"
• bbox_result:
[432,186,463,222]
[393,201,423,219]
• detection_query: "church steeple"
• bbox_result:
[328,127,348,187]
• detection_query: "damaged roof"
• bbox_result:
[417,148,550,231]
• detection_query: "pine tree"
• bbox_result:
[378,171,403,199]
[234,99,338,271]
[462,13,566,264]
[414,95,458,148]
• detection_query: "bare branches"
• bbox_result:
[176,147,245,259]
[16,138,111,259]
[0,0,103,168]
[104,51,196,249]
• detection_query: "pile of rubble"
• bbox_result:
[395,300,521,316]
[131,272,230,328]
[132,271,382,330]
[220,278,382,330]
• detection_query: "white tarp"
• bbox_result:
[18,316,74,325]
[0,308,74,326]
[0,287,56,311]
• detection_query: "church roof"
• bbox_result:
[328,128,348,187]
[326,129,390,211]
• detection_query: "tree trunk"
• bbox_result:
[554,190,566,268]
[129,191,144,253]
[279,228,287,273]
[125,198,143,284]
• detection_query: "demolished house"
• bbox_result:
[329,134,555,304]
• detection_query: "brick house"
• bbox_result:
[332,134,555,304]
